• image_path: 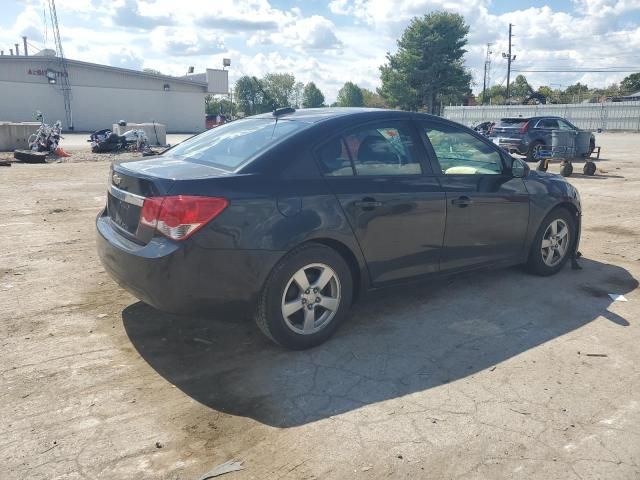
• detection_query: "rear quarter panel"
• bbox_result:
[167,135,369,285]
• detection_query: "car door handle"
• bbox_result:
[354,198,383,209]
[451,196,473,207]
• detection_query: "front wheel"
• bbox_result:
[526,209,575,276]
[255,243,353,349]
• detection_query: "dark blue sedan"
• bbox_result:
[97,108,582,349]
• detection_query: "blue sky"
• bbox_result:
[2,0,640,102]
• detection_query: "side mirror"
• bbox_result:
[511,157,529,178]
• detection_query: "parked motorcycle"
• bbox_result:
[89,128,149,153]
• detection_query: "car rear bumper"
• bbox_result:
[96,211,284,314]
[491,137,527,154]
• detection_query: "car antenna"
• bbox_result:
[273,107,295,117]
[271,107,295,137]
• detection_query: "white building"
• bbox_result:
[0,52,228,133]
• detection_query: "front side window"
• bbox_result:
[423,123,503,175]
[343,123,421,176]
[557,119,576,130]
[168,118,307,170]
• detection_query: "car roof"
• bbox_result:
[500,116,565,121]
[251,107,424,124]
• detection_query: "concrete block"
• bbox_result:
[0,122,40,151]
[112,122,167,146]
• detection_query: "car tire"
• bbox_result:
[583,161,596,176]
[13,149,48,163]
[526,208,575,276]
[526,140,544,162]
[255,243,353,350]
[560,162,573,177]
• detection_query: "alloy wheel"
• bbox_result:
[540,219,570,267]
[281,263,341,335]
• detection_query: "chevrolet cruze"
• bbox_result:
[97,108,581,349]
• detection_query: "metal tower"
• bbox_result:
[48,0,73,130]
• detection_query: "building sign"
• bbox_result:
[27,68,68,78]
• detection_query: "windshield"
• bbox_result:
[168,118,307,170]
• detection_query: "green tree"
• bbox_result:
[560,82,590,103]
[361,88,387,108]
[477,84,507,104]
[302,82,325,108]
[205,95,236,117]
[621,73,640,95]
[292,81,305,108]
[336,81,364,107]
[235,76,261,115]
[378,65,419,110]
[510,75,531,99]
[537,85,554,99]
[378,12,472,113]
[263,73,296,108]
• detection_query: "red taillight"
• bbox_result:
[519,121,530,134]
[139,196,228,240]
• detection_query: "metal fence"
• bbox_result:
[443,102,640,131]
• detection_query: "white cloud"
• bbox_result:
[107,47,144,70]
[150,27,225,57]
[572,0,640,17]
[3,0,640,102]
[249,15,342,51]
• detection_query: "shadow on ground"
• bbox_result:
[123,258,637,428]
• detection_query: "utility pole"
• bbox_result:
[482,43,492,105]
[503,24,516,101]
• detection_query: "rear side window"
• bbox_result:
[317,138,354,176]
[537,119,559,129]
[499,118,528,128]
[318,122,422,177]
[169,118,307,170]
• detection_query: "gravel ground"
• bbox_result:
[1,133,639,479]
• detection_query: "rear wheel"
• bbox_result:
[526,140,544,162]
[255,243,353,349]
[526,208,575,276]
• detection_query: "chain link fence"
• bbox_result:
[443,102,640,131]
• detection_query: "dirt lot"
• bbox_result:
[1,133,639,479]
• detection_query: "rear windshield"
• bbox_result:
[498,118,529,127]
[168,118,307,170]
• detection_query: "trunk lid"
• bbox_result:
[106,156,233,243]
